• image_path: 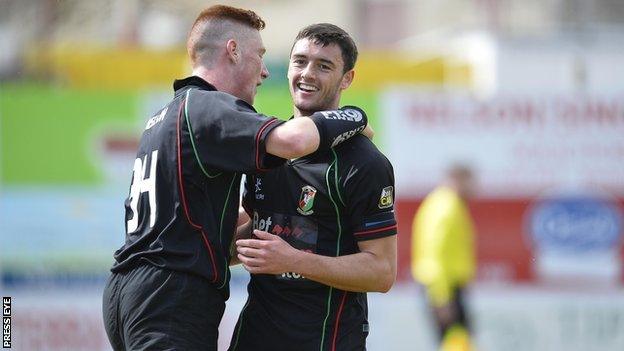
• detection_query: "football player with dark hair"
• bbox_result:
[231,23,397,351]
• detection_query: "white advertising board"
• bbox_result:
[4,285,624,351]
[381,89,624,198]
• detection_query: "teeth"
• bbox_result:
[297,83,318,92]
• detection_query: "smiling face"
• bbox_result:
[287,38,354,117]
[232,29,269,105]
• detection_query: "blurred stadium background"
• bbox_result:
[1,0,623,350]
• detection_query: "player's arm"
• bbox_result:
[237,230,396,292]
[265,106,369,159]
[230,207,252,266]
[300,234,396,292]
[188,91,369,172]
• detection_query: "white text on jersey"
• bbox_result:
[145,107,168,130]
[127,150,158,233]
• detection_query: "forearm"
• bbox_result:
[236,231,396,292]
[266,118,319,159]
[266,107,367,159]
[295,250,395,293]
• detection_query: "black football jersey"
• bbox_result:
[111,76,285,298]
[230,134,397,351]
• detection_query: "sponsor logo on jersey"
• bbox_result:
[252,213,310,240]
[297,185,317,215]
[145,106,168,130]
[254,177,264,200]
[252,212,272,231]
[271,224,304,238]
[378,186,394,209]
[279,271,307,280]
[252,211,319,282]
[320,108,363,122]
[330,125,365,148]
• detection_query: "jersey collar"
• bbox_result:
[173,76,218,95]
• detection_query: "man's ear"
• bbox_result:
[226,39,239,63]
[340,70,354,90]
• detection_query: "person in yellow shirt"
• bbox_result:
[412,164,476,350]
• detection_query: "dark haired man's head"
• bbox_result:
[292,23,358,73]
[288,23,358,117]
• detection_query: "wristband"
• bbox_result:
[309,105,367,150]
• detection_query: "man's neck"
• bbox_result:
[292,108,308,118]
[293,104,339,118]
[192,66,233,95]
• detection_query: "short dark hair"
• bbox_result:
[188,5,265,65]
[292,23,358,73]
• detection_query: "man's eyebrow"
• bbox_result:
[291,54,335,66]
[318,58,335,66]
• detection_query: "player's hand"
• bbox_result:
[361,123,374,140]
[236,229,301,275]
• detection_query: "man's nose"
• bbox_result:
[261,61,269,80]
[301,63,315,80]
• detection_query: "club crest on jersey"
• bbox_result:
[378,186,394,209]
[297,185,317,215]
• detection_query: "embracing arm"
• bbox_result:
[265,107,373,159]
[236,230,397,293]
[265,117,320,159]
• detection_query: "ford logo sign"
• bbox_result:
[527,196,622,253]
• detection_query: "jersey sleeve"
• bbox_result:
[185,90,286,173]
[341,150,397,241]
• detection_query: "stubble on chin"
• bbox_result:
[294,101,318,116]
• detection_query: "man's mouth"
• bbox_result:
[297,82,319,93]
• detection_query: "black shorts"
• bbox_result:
[228,294,368,351]
[102,263,225,351]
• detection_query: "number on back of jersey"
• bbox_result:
[127,150,158,233]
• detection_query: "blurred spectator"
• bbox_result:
[411,164,476,351]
